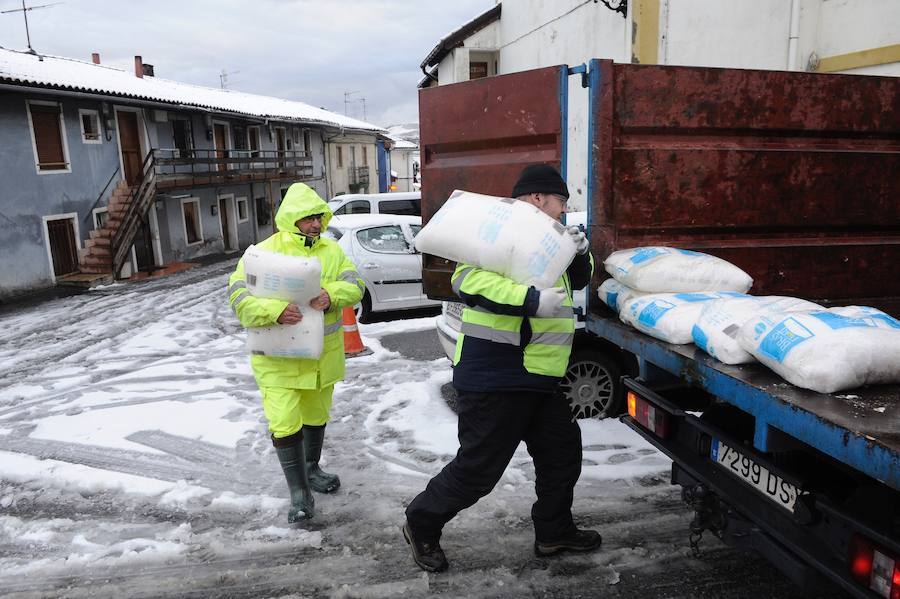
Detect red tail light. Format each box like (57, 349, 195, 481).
(626, 391, 670, 439)
(849, 534, 900, 598)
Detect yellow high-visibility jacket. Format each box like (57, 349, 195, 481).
(228, 183, 364, 389)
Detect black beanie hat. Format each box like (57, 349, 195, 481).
(511, 164, 569, 199)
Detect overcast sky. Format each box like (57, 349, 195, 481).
(0, 0, 496, 127)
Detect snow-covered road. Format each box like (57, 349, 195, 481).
(0, 261, 811, 598)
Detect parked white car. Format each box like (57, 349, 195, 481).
(434, 211, 632, 419)
(325, 214, 439, 322)
(328, 191, 420, 217)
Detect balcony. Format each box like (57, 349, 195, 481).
(349, 165, 370, 186)
(153, 148, 314, 190)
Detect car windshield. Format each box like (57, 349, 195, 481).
(356, 225, 411, 253)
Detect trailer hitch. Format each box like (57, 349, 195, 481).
(683, 484, 727, 557)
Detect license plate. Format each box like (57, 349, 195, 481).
(445, 301, 464, 322)
(711, 439, 799, 513)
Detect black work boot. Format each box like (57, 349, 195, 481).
(402, 521, 448, 572)
(534, 528, 602, 557)
(303, 424, 341, 493)
(272, 431, 315, 523)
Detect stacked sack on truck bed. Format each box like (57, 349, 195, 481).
(599, 246, 900, 394)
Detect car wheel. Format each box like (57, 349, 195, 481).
(354, 291, 373, 324)
(560, 348, 624, 420)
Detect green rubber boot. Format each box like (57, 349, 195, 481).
(303, 424, 341, 493)
(273, 431, 315, 522)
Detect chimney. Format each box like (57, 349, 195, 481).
(91, 52, 100, 64)
(134, 55, 143, 78)
(142, 63, 155, 77)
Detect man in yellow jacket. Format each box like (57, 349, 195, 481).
(228, 183, 364, 523)
(403, 165, 599, 571)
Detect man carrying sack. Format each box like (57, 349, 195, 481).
(402, 165, 599, 571)
(228, 183, 365, 523)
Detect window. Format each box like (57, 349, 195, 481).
(362, 146, 367, 164)
(248, 127, 260, 158)
(79, 109, 101, 143)
(336, 146, 343, 168)
(333, 200, 370, 215)
(379, 199, 420, 216)
(410, 224, 422, 238)
(237, 197, 249, 222)
(470, 61, 488, 80)
(181, 198, 202, 245)
(93, 208, 108, 229)
(255, 197, 270, 226)
(303, 129, 312, 155)
(27, 101, 69, 172)
(172, 119, 193, 158)
(356, 225, 411, 253)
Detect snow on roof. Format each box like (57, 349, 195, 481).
(0, 47, 386, 133)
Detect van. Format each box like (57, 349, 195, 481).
(327, 191, 421, 217)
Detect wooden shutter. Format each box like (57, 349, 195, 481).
(30, 104, 66, 170)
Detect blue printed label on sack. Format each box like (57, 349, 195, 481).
(810, 312, 876, 330)
(606, 292, 619, 309)
(691, 324, 710, 353)
(629, 247, 667, 265)
(637, 300, 676, 328)
(676, 249, 704, 257)
(538, 232, 561, 259)
(527, 252, 551, 278)
(674, 292, 716, 302)
(284, 278, 307, 292)
(263, 273, 282, 292)
(873, 314, 900, 329)
(758, 317, 815, 363)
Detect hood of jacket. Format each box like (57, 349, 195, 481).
(274, 183, 333, 243)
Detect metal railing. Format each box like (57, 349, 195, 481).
(83, 165, 120, 228)
(349, 165, 370, 186)
(153, 148, 314, 188)
(112, 151, 157, 276)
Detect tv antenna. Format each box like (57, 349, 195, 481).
(219, 69, 240, 89)
(1, 1, 63, 55)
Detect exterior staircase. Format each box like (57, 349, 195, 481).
(78, 150, 158, 279)
(79, 179, 132, 275)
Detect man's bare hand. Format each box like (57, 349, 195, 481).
(309, 289, 331, 311)
(277, 303, 303, 325)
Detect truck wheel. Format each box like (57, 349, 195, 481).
(561, 348, 624, 420)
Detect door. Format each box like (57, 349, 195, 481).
(353, 224, 420, 309)
(117, 111, 143, 185)
(418, 65, 568, 299)
(214, 123, 228, 173)
(132, 217, 155, 271)
(219, 197, 234, 251)
(46, 217, 78, 276)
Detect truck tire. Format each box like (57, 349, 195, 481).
(561, 348, 624, 420)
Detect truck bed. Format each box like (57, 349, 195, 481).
(587, 310, 900, 491)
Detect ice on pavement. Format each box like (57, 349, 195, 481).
(0, 260, 669, 592)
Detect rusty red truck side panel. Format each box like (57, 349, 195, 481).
(418, 65, 566, 299)
(589, 59, 900, 313)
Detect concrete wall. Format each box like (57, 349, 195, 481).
(0, 90, 122, 297)
(325, 132, 379, 199)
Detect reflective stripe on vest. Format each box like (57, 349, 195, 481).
(451, 266, 475, 295)
(228, 280, 247, 296)
(230, 289, 250, 313)
(324, 320, 342, 336)
(339, 269, 365, 293)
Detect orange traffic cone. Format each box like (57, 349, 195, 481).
(342, 306, 372, 357)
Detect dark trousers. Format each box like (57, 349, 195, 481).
(405, 389, 582, 542)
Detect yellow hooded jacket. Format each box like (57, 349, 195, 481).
(228, 183, 365, 389)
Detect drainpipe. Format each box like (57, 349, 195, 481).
(787, 0, 801, 71)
